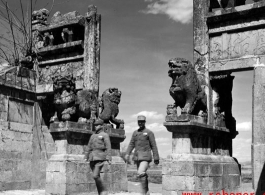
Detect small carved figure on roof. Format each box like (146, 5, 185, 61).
(209, 0, 246, 11)
(32, 8, 49, 22)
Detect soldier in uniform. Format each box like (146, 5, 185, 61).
(125, 115, 160, 195)
(85, 120, 112, 195)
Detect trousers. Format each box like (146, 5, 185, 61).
(90, 161, 108, 195)
(136, 161, 150, 195)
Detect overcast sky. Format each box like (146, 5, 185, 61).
(0, 0, 254, 163)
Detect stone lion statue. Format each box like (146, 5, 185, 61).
(76, 89, 98, 123)
(50, 75, 77, 122)
(168, 58, 207, 115)
(98, 88, 124, 129)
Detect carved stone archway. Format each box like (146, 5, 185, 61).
(194, 0, 265, 194)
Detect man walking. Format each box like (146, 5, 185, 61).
(85, 120, 112, 195)
(125, 115, 160, 195)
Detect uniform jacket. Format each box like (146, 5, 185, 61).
(85, 130, 112, 161)
(126, 128, 159, 162)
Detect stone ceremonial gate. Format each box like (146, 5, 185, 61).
(162, 0, 265, 195)
(196, 0, 265, 193)
(0, 5, 127, 194)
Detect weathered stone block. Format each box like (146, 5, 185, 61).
(77, 172, 88, 184)
(162, 161, 195, 176)
(1, 130, 15, 140)
(195, 176, 213, 191)
(21, 152, 32, 159)
(212, 177, 222, 191)
(40, 161, 47, 172)
(162, 189, 179, 195)
(2, 138, 12, 152)
(88, 183, 97, 192)
(66, 184, 78, 194)
(77, 162, 90, 173)
(100, 172, 112, 183)
(120, 181, 128, 192)
(13, 170, 32, 181)
(46, 161, 64, 172)
(0, 171, 12, 182)
(77, 183, 90, 192)
(45, 183, 67, 195)
(85, 172, 94, 184)
(162, 175, 186, 191)
(66, 161, 77, 173)
(46, 172, 54, 184)
(210, 164, 223, 176)
(172, 134, 191, 154)
(55, 140, 67, 154)
(45, 143, 55, 153)
(1, 181, 31, 191)
(223, 163, 240, 175)
(66, 171, 78, 184)
(0, 111, 8, 121)
(228, 175, 240, 189)
(18, 132, 32, 141)
(195, 163, 210, 176)
(1, 160, 13, 171)
(17, 160, 31, 171)
(9, 122, 33, 133)
(53, 172, 66, 184)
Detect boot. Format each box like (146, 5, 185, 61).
(139, 175, 149, 195)
(95, 178, 108, 195)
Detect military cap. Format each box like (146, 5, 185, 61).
(137, 115, 146, 121)
(93, 119, 104, 126)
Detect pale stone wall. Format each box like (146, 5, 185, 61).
(0, 121, 33, 190)
(0, 90, 55, 190)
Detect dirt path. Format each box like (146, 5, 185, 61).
(0, 181, 162, 195)
(0, 182, 253, 195)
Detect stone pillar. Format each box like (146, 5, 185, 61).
(45, 122, 94, 195)
(194, 0, 212, 125)
(45, 122, 127, 195)
(162, 115, 241, 195)
(83, 5, 100, 94)
(252, 66, 265, 194)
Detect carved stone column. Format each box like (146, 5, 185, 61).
(83, 5, 101, 95)
(252, 66, 265, 193)
(194, 0, 212, 125)
(162, 115, 241, 195)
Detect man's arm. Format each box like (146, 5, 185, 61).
(148, 131, 159, 161)
(126, 131, 136, 155)
(84, 135, 94, 161)
(104, 134, 112, 162)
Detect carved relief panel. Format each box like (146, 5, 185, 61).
(210, 29, 265, 61)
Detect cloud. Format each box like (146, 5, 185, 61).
(236, 122, 252, 132)
(124, 122, 138, 133)
(131, 111, 164, 120)
(156, 137, 170, 143)
(124, 121, 166, 133)
(142, 0, 193, 24)
(146, 122, 167, 132)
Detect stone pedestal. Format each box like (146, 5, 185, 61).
(45, 121, 127, 195)
(162, 115, 241, 195)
